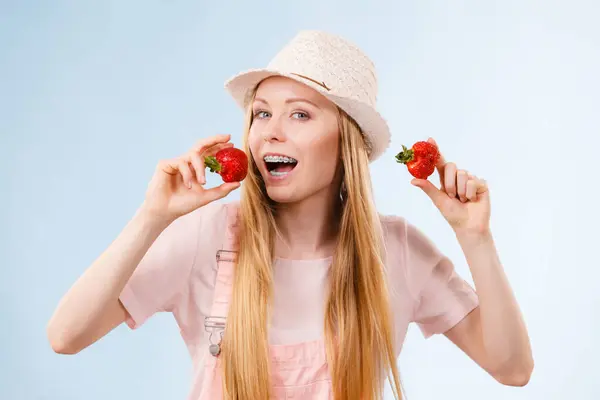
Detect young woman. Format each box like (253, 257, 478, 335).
(47, 30, 533, 400)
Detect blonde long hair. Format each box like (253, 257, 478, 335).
(220, 91, 402, 400)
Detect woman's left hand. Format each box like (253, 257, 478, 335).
(411, 138, 491, 235)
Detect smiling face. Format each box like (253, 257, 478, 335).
(247, 76, 342, 204)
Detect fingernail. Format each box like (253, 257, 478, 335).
(187, 181, 192, 189)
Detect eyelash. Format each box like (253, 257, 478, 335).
(253, 110, 310, 120)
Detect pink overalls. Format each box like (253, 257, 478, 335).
(197, 204, 333, 399)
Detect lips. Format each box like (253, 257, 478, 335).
(263, 154, 298, 177)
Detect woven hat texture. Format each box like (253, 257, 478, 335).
(225, 30, 390, 162)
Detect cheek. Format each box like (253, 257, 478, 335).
(310, 132, 337, 152)
(302, 125, 340, 178)
(247, 125, 262, 163)
(308, 124, 339, 159)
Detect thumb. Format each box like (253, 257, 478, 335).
(202, 181, 241, 203)
(411, 179, 446, 207)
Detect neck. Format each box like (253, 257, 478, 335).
(273, 188, 341, 260)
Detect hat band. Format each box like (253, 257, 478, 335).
(290, 73, 331, 91)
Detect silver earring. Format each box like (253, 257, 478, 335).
(340, 181, 347, 202)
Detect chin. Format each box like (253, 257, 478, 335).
(265, 186, 303, 204)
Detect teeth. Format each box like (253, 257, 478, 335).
(269, 170, 289, 176)
(263, 155, 297, 163)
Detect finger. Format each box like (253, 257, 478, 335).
(159, 159, 179, 176)
(202, 142, 234, 158)
(443, 162, 457, 198)
(476, 178, 489, 195)
(189, 151, 206, 185)
(436, 160, 446, 190)
(427, 138, 446, 182)
(466, 178, 478, 201)
(192, 142, 234, 184)
(177, 158, 194, 189)
(411, 178, 447, 209)
(202, 181, 241, 203)
(192, 134, 232, 155)
(428, 137, 447, 173)
(457, 169, 469, 202)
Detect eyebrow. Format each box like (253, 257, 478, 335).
(253, 97, 320, 109)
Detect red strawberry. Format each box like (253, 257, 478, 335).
(204, 147, 248, 182)
(395, 141, 440, 179)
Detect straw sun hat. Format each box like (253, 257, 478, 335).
(224, 30, 390, 162)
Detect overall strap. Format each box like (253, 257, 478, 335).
(204, 202, 240, 357)
(211, 202, 239, 317)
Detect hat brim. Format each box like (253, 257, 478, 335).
(224, 69, 390, 162)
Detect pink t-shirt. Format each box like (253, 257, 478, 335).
(119, 201, 478, 397)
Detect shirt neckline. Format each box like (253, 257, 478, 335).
(274, 255, 333, 265)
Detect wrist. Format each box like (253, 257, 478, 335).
(454, 227, 494, 247)
(135, 204, 175, 232)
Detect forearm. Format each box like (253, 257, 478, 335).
(47, 207, 171, 352)
(456, 230, 533, 376)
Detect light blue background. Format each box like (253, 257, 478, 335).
(2, 1, 599, 399)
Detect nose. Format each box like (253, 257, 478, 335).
(263, 115, 286, 142)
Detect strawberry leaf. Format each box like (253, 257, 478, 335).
(204, 156, 222, 173)
(395, 145, 414, 164)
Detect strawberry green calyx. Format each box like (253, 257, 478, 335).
(395, 145, 414, 164)
(204, 156, 222, 173)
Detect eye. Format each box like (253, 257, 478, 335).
(292, 111, 309, 120)
(254, 110, 271, 119)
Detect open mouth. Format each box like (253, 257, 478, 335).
(263, 155, 298, 177)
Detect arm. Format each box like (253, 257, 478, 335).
(445, 231, 533, 386)
(46, 208, 171, 355)
(409, 137, 533, 386)
(47, 135, 239, 355)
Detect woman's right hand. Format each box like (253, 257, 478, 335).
(140, 134, 241, 224)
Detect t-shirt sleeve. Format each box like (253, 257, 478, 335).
(404, 221, 479, 339)
(119, 202, 225, 329)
